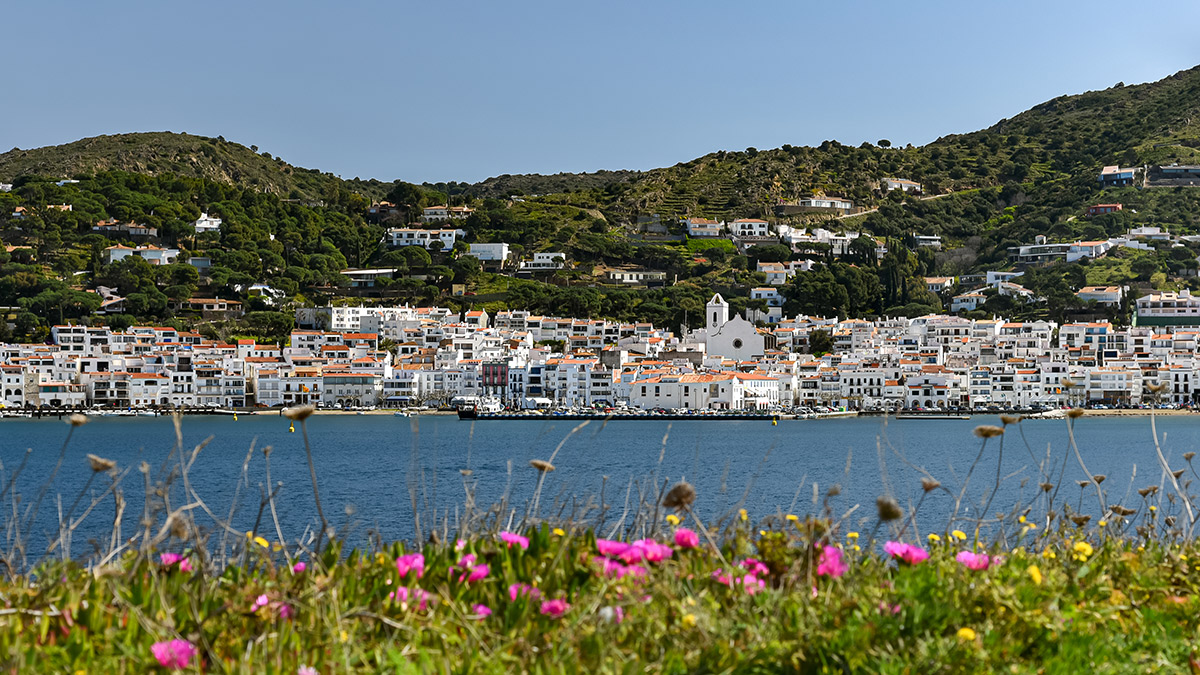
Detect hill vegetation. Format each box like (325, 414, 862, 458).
(2, 66, 1200, 339)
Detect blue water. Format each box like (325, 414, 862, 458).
(1, 413, 1196, 557)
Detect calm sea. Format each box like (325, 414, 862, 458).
(2, 413, 1196, 554)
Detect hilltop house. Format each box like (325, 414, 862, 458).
(884, 178, 922, 193)
(1099, 166, 1137, 187)
(191, 212, 222, 234)
(683, 217, 724, 237)
(421, 205, 474, 222)
(1086, 204, 1122, 217)
(104, 245, 179, 265)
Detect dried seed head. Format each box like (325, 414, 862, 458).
(1047, 510, 1057, 522)
(662, 481, 696, 510)
(1185, 452, 1196, 462)
(999, 414, 1022, 426)
(1061, 378, 1077, 388)
(282, 405, 316, 421)
(459, 469, 473, 476)
(1111, 506, 1136, 516)
(1040, 482, 1054, 493)
(1173, 469, 1186, 479)
(67, 413, 89, 427)
(973, 425, 1004, 439)
(170, 516, 188, 540)
(1070, 514, 1091, 527)
(1076, 480, 1090, 489)
(1066, 408, 1085, 420)
(921, 477, 941, 493)
(529, 459, 555, 473)
(876, 496, 902, 522)
(1166, 516, 1177, 527)
(1146, 382, 1168, 394)
(1092, 474, 1106, 485)
(826, 484, 842, 497)
(1138, 486, 1159, 497)
(139, 461, 150, 475)
(86, 454, 116, 473)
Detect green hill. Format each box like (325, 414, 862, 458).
(0, 132, 391, 202)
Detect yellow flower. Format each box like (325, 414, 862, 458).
(956, 627, 977, 642)
(1027, 564, 1043, 585)
(927, 533, 941, 543)
(253, 536, 270, 549)
(1018, 515, 1027, 524)
(759, 530, 767, 536)
(1098, 520, 1107, 528)
(339, 629, 349, 643)
(682, 613, 697, 628)
(666, 514, 680, 526)
(1024, 523, 1037, 532)
(245, 531, 254, 539)
(1072, 541, 1093, 562)
(552, 528, 565, 537)
(1150, 506, 1158, 512)
(785, 514, 799, 522)
(1042, 548, 1057, 560)
(1181, 554, 1189, 562)
(846, 532, 860, 539)
(739, 509, 748, 522)
(852, 545, 861, 551)
(952, 530, 967, 541)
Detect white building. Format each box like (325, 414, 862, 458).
(422, 205, 474, 221)
(192, 212, 222, 234)
(730, 219, 771, 238)
(683, 218, 724, 237)
(884, 178, 922, 193)
(469, 243, 511, 263)
(386, 228, 465, 249)
(104, 245, 180, 265)
(519, 252, 567, 272)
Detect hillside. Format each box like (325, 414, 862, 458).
(0, 132, 391, 202)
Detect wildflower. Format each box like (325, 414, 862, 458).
(458, 563, 489, 584)
(1027, 564, 1043, 585)
(1042, 548, 1056, 560)
(552, 528, 565, 537)
(282, 405, 315, 421)
(1018, 515, 1027, 524)
(278, 604, 294, 619)
(159, 553, 183, 567)
(739, 508, 748, 522)
(540, 598, 569, 618)
(253, 594, 270, 611)
(253, 536, 270, 549)
(740, 558, 770, 577)
(596, 539, 629, 557)
(391, 587, 431, 611)
(884, 541, 929, 565)
(395, 553, 425, 579)
(786, 513, 799, 522)
(876, 496, 902, 522)
(681, 613, 697, 628)
(508, 583, 541, 601)
(299, 667, 319, 675)
(631, 538, 673, 562)
(666, 514, 681, 525)
(1071, 541, 1094, 562)
(151, 639, 196, 670)
(178, 558, 194, 574)
(674, 528, 700, 549)
(455, 539, 467, 550)
(927, 533, 941, 543)
(292, 561, 307, 574)
(1098, 520, 1107, 528)
(742, 574, 766, 595)
(956, 550, 990, 571)
(846, 532, 860, 540)
(662, 481, 697, 510)
(816, 545, 847, 578)
(500, 531, 530, 550)
(529, 459, 555, 472)
(973, 425, 1004, 439)
(471, 604, 492, 619)
(951, 530, 967, 541)
(598, 606, 625, 624)
(86, 453, 116, 472)
(1150, 505, 1158, 512)
(956, 627, 977, 642)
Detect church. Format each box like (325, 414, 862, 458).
(687, 294, 767, 361)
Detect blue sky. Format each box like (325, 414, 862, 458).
(2, 1, 1198, 183)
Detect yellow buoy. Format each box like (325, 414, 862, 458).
(289, 422, 295, 433)
(772, 417, 777, 426)
(233, 413, 238, 421)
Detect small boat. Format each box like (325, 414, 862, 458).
(393, 411, 409, 417)
(895, 414, 971, 420)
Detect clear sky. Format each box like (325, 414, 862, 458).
(2, 1, 1198, 184)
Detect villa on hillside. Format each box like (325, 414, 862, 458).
(1086, 204, 1122, 217)
(1099, 166, 1137, 187)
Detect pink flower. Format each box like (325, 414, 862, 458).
(956, 550, 990, 571)
(508, 583, 541, 601)
(458, 563, 490, 584)
(457, 553, 477, 568)
(596, 539, 630, 558)
(278, 604, 294, 619)
(539, 598, 569, 618)
(712, 569, 734, 586)
(292, 561, 307, 574)
(298, 667, 319, 675)
(151, 639, 196, 670)
(455, 539, 467, 551)
(599, 605, 624, 624)
(391, 587, 431, 611)
(159, 553, 182, 567)
(395, 553, 425, 579)
(253, 594, 270, 611)
(742, 574, 766, 595)
(178, 558, 194, 574)
(593, 557, 646, 580)
(816, 545, 847, 578)
(883, 541, 929, 565)
(471, 603, 492, 619)
(499, 531, 529, 550)
(739, 558, 769, 577)
(617, 545, 645, 564)
(632, 539, 674, 563)
(674, 528, 700, 549)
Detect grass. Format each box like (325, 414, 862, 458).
(3, 409, 1200, 672)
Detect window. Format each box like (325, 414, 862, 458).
(732, 338, 743, 349)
